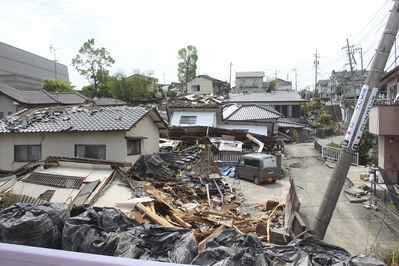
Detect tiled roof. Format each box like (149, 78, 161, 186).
(0, 105, 153, 133)
(277, 119, 306, 128)
(229, 91, 307, 103)
(0, 83, 89, 105)
(222, 104, 283, 121)
(47, 91, 90, 104)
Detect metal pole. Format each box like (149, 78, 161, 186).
(313, 0, 399, 240)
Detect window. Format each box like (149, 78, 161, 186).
(7, 111, 12, 116)
(244, 158, 258, 167)
(179, 116, 197, 124)
(14, 145, 41, 162)
(191, 85, 200, 92)
(287, 105, 293, 118)
(75, 145, 106, 159)
(127, 139, 141, 155)
(262, 157, 277, 169)
(0, 112, 3, 119)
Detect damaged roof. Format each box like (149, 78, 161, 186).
(222, 104, 283, 121)
(0, 105, 168, 133)
(0, 83, 90, 105)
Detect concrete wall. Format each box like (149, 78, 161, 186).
(0, 42, 69, 90)
(0, 115, 160, 171)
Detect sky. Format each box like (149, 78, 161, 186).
(0, 0, 397, 91)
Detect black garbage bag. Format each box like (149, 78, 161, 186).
(192, 228, 266, 266)
(122, 223, 198, 264)
(62, 207, 141, 255)
(0, 202, 69, 249)
(63, 207, 198, 264)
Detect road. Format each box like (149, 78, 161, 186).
(224, 136, 399, 256)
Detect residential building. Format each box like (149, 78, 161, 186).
(275, 78, 292, 91)
(228, 91, 308, 122)
(186, 75, 230, 96)
(369, 65, 399, 184)
(328, 70, 368, 99)
(0, 83, 91, 118)
(316, 79, 330, 100)
(235, 71, 267, 93)
(0, 41, 69, 90)
(0, 105, 168, 171)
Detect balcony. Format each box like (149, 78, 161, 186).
(369, 104, 399, 136)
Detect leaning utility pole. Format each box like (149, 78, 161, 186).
(313, 0, 399, 240)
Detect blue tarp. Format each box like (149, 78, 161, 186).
(219, 166, 235, 178)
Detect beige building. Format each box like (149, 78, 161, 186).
(235, 71, 266, 93)
(186, 75, 229, 96)
(0, 105, 168, 172)
(369, 65, 399, 184)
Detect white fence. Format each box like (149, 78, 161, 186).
(321, 145, 359, 166)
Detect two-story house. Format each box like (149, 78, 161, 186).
(235, 71, 267, 93)
(369, 65, 399, 185)
(186, 75, 230, 97)
(0, 105, 168, 172)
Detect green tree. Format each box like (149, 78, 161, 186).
(266, 77, 278, 93)
(107, 70, 154, 101)
(71, 38, 115, 97)
(41, 78, 74, 92)
(177, 45, 198, 92)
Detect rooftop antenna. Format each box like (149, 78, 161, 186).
(50, 44, 59, 80)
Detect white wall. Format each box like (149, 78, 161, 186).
(0, 95, 18, 118)
(217, 124, 268, 136)
(170, 111, 216, 127)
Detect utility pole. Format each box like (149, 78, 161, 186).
(229, 62, 232, 91)
(313, 0, 399, 240)
(292, 69, 297, 92)
(345, 39, 357, 101)
(314, 50, 319, 96)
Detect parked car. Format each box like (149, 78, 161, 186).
(234, 153, 279, 185)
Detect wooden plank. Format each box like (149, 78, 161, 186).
(135, 202, 175, 228)
(201, 210, 243, 220)
(198, 225, 225, 250)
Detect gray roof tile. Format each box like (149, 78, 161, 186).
(222, 104, 283, 121)
(0, 106, 151, 133)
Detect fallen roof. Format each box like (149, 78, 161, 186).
(0, 105, 168, 133)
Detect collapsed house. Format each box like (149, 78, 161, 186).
(0, 149, 384, 265)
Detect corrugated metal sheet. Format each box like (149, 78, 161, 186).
(23, 172, 85, 189)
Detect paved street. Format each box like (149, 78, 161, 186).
(223, 136, 399, 256)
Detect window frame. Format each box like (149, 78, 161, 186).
(179, 116, 197, 125)
(75, 145, 106, 159)
(127, 139, 141, 156)
(14, 145, 42, 162)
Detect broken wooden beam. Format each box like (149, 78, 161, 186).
(135, 202, 175, 228)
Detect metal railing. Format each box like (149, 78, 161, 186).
(314, 141, 359, 166)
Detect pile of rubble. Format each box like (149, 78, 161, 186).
(121, 144, 286, 245)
